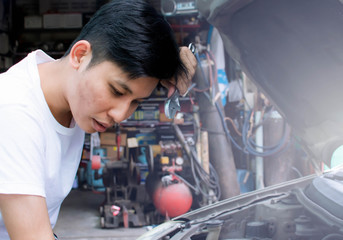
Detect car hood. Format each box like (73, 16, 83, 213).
(197, 0, 343, 167)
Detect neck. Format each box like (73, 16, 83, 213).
(38, 57, 73, 127)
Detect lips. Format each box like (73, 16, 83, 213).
(92, 119, 111, 132)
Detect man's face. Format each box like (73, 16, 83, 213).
(68, 59, 159, 133)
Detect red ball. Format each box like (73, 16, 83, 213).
(153, 182, 193, 218)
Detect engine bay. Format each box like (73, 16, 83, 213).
(147, 169, 343, 240)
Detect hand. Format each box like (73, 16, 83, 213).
(161, 46, 197, 97)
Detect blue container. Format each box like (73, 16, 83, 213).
(236, 169, 255, 193)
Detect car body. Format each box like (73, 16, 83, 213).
(138, 0, 343, 239)
(138, 168, 343, 239)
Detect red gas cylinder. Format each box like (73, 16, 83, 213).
(153, 182, 192, 218)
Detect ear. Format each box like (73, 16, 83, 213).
(68, 40, 92, 70)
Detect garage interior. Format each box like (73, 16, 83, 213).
(0, 0, 325, 239)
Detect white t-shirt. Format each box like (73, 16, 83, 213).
(0, 50, 85, 238)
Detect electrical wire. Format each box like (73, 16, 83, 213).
(188, 143, 221, 201)
(172, 123, 221, 202)
(174, 152, 221, 201)
(193, 47, 291, 158)
(174, 36, 293, 202)
(224, 116, 242, 136)
(190, 48, 242, 151)
(189, 149, 219, 199)
(241, 110, 291, 157)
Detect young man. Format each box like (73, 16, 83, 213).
(0, 1, 196, 239)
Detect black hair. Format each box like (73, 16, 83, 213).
(64, 0, 186, 81)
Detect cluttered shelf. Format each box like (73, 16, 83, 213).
(142, 96, 193, 102)
(121, 120, 194, 128)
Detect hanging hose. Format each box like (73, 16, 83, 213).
(194, 47, 291, 158)
(172, 123, 221, 201)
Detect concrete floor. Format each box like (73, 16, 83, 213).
(53, 189, 148, 240)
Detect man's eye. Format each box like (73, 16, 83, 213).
(110, 86, 123, 96)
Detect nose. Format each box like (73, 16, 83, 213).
(108, 100, 137, 123)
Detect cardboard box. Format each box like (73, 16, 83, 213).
(100, 132, 127, 146)
(43, 14, 62, 29)
(40, 0, 96, 14)
(24, 16, 42, 29)
(151, 145, 162, 157)
(101, 145, 124, 159)
(62, 13, 83, 28)
(43, 13, 82, 29)
(127, 138, 138, 148)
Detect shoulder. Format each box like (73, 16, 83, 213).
(0, 104, 46, 148)
(0, 58, 39, 105)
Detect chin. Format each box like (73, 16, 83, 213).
(77, 122, 95, 134)
(83, 126, 97, 134)
(85, 129, 97, 134)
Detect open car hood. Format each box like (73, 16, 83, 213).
(138, 166, 343, 239)
(197, 0, 343, 166)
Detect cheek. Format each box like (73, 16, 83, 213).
(74, 79, 109, 114)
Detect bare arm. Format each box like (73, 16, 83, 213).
(0, 194, 55, 240)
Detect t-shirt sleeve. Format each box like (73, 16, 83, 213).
(0, 104, 47, 197)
